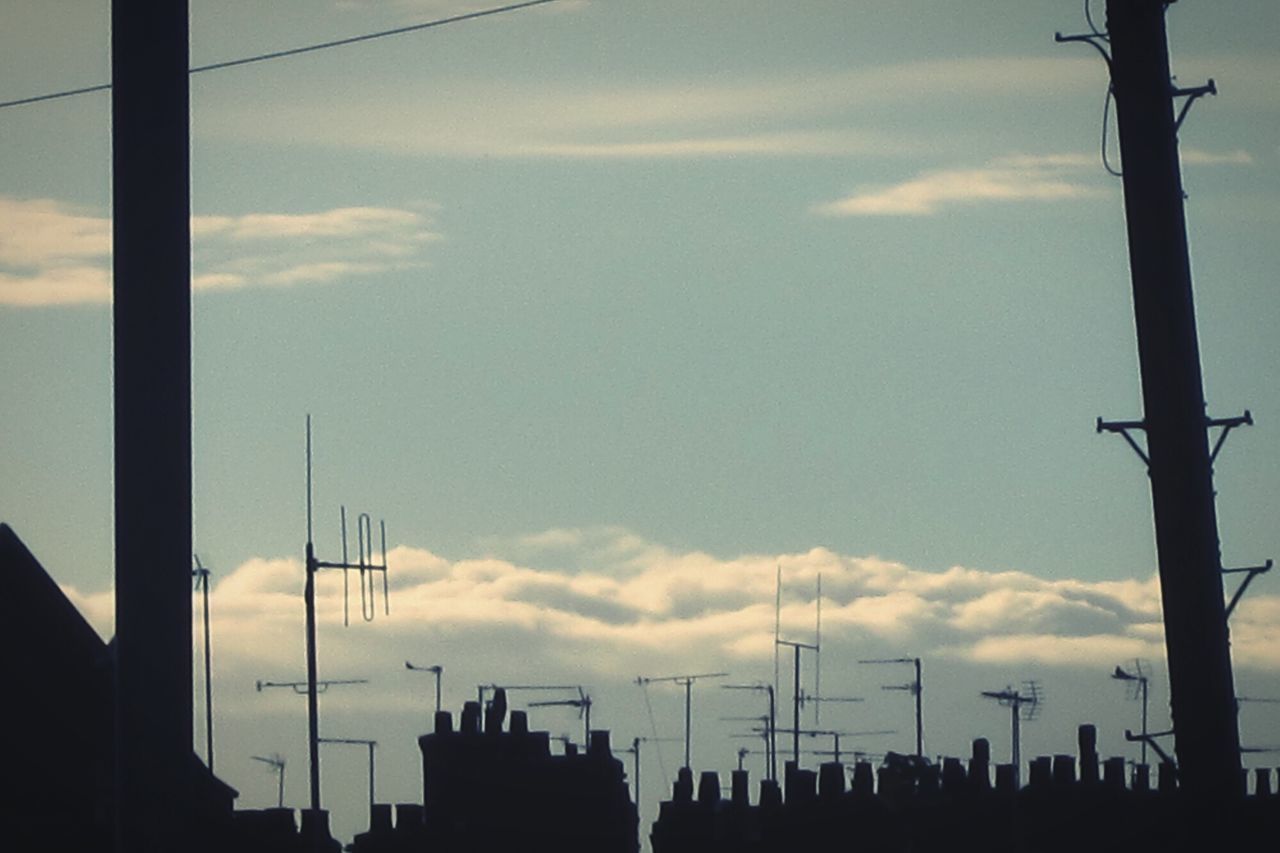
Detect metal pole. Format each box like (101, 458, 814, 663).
(1105, 0, 1241, 795)
(202, 569, 214, 773)
(305, 416, 322, 811)
(435, 669, 442, 713)
(305, 542, 321, 811)
(368, 742, 376, 815)
(277, 763, 285, 808)
(793, 644, 801, 766)
(1011, 702, 1021, 789)
(112, 4, 192, 850)
(1141, 677, 1149, 767)
(913, 657, 923, 758)
(683, 679, 692, 769)
(767, 685, 777, 782)
(631, 738, 641, 813)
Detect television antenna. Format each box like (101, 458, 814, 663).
(193, 554, 215, 773)
(318, 737, 377, 819)
(256, 678, 369, 694)
(405, 661, 443, 715)
(981, 681, 1042, 787)
(302, 415, 391, 811)
(859, 656, 923, 758)
(636, 672, 729, 770)
(777, 638, 818, 766)
(250, 753, 287, 808)
(772, 569, 824, 725)
(797, 728, 897, 764)
(1112, 660, 1152, 766)
(721, 683, 777, 781)
(619, 735, 681, 814)
(528, 687, 594, 745)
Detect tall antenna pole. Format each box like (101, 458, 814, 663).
(773, 565, 781, 724)
(913, 657, 922, 758)
(304, 416, 322, 811)
(635, 672, 728, 770)
(814, 574, 822, 727)
(1104, 0, 1241, 794)
(300, 417, 390, 812)
(778, 639, 817, 766)
(194, 555, 215, 773)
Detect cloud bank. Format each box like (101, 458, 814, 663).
(0, 197, 441, 307)
(62, 526, 1280, 682)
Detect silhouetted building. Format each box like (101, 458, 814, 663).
(349, 691, 638, 853)
(649, 725, 1279, 853)
(0, 523, 351, 852)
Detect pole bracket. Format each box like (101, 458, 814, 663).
(1097, 417, 1150, 468)
(1172, 79, 1217, 132)
(1207, 409, 1252, 464)
(1223, 559, 1272, 620)
(1124, 728, 1177, 770)
(1054, 32, 1112, 71)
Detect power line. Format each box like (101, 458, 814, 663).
(0, 0, 559, 111)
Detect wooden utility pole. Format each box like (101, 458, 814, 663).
(1106, 0, 1240, 795)
(112, 4, 192, 850)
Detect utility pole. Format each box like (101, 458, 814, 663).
(112, 5, 191, 851)
(1102, 0, 1241, 795)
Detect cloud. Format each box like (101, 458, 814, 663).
(200, 57, 1101, 161)
(1180, 147, 1255, 166)
(68, 527, 1280, 684)
(814, 153, 1107, 217)
(0, 197, 442, 308)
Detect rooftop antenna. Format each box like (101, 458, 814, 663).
(303, 414, 391, 812)
(257, 678, 369, 694)
(405, 661, 444, 715)
(724, 718, 772, 779)
(815, 573, 822, 726)
(528, 687, 594, 745)
(859, 656, 924, 757)
(777, 638, 818, 766)
(251, 753, 287, 808)
(318, 737, 377, 820)
(193, 554, 214, 773)
(636, 672, 729, 769)
(620, 735, 681, 815)
(797, 728, 897, 764)
(722, 683, 778, 781)
(773, 565, 781, 725)
(1112, 660, 1151, 766)
(483, 682, 580, 712)
(981, 682, 1042, 788)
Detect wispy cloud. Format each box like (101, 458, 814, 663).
(813, 153, 1108, 217)
(200, 56, 1101, 161)
(813, 145, 1257, 217)
(0, 197, 441, 307)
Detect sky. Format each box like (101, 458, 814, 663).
(3, 0, 1280, 846)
